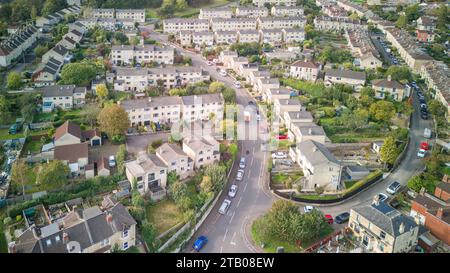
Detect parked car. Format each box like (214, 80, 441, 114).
(234, 81, 241, 88)
(277, 134, 288, 140)
(417, 149, 426, 158)
(219, 70, 227, 77)
(228, 185, 238, 198)
(256, 114, 261, 121)
(193, 236, 208, 251)
(378, 193, 388, 202)
(219, 199, 231, 214)
(420, 112, 428, 120)
(278, 159, 293, 167)
(272, 152, 287, 159)
(386, 181, 401, 195)
(420, 142, 429, 150)
(206, 61, 214, 66)
(212, 58, 219, 63)
(239, 157, 246, 169)
(334, 212, 350, 224)
(108, 155, 116, 167)
(303, 205, 314, 213)
(325, 214, 333, 224)
(236, 169, 244, 181)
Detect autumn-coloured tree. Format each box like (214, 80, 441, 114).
(97, 104, 130, 138)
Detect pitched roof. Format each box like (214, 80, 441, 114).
(156, 143, 188, 163)
(353, 202, 418, 237)
(291, 60, 320, 69)
(54, 121, 82, 141)
(372, 78, 404, 89)
(54, 143, 89, 163)
(325, 69, 366, 81)
(297, 140, 339, 165)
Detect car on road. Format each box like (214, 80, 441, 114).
(206, 61, 214, 66)
(256, 114, 261, 121)
(219, 70, 227, 77)
(234, 81, 241, 88)
(239, 157, 246, 169)
(228, 185, 238, 198)
(304, 206, 314, 213)
(386, 181, 401, 195)
(378, 193, 388, 202)
(272, 151, 287, 159)
(248, 101, 255, 105)
(325, 214, 333, 224)
(212, 58, 219, 63)
(277, 134, 288, 140)
(417, 149, 426, 158)
(219, 199, 231, 214)
(334, 212, 350, 224)
(108, 155, 116, 167)
(236, 169, 244, 181)
(193, 236, 208, 251)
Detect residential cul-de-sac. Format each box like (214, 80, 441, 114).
(0, 0, 448, 258)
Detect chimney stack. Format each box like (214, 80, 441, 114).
(436, 207, 443, 219)
(106, 213, 113, 224)
(308, 128, 312, 135)
(387, 74, 392, 82)
(399, 222, 405, 234)
(63, 232, 69, 244)
(372, 195, 380, 206)
(420, 187, 425, 196)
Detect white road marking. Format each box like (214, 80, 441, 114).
(230, 232, 237, 246)
(223, 228, 229, 242)
(220, 246, 223, 253)
(229, 211, 235, 225)
(243, 182, 248, 192)
(237, 195, 243, 208)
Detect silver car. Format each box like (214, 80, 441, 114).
(236, 169, 244, 181)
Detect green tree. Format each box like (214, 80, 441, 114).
(36, 160, 70, 187)
(168, 88, 187, 96)
(34, 45, 49, 58)
(114, 32, 129, 44)
(10, 159, 32, 196)
(0, 95, 10, 124)
(223, 87, 236, 104)
(80, 104, 100, 127)
(395, 15, 407, 29)
(116, 144, 127, 175)
(60, 62, 97, 86)
(169, 180, 188, 205)
(204, 164, 227, 193)
(428, 100, 446, 117)
(200, 175, 213, 194)
(208, 81, 226, 94)
(385, 66, 412, 82)
(380, 136, 399, 166)
(369, 100, 395, 123)
(97, 104, 130, 137)
(7, 72, 22, 90)
(407, 175, 436, 194)
(141, 220, 157, 252)
(95, 83, 109, 101)
(31, 5, 38, 20)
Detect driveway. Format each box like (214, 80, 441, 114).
(88, 139, 120, 162)
(126, 132, 170, 155)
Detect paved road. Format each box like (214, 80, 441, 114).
(151, 31, 432, 252)
(150, 32, 277, 252)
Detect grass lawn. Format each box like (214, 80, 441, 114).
(0, 224, 7, 253)
(344, 180, 358, 189)
(146, 199, 184, 235)
(0, 128, 48, 141)
(274, 140, 294, 150)
(271, 172, 303, 185)
(22, 139, 44, 154)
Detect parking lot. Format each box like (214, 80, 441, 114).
(125, 132, 170, 155)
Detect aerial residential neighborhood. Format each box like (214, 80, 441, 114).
(0, 0, 448, 259)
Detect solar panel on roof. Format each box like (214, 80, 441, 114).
(372, 202, 395, 215)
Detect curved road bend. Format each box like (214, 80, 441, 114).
(150, 31, 431, 252)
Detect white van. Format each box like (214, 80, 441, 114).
(424, 128, 431, 139)
(219, 199, 231, 214)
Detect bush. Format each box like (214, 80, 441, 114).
(111, 135, 126, 144)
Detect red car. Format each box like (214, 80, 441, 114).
(278, 135, 288, 140)
(420, 142, 429, 150)
(325, 214, 333, 224)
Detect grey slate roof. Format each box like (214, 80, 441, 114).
(182, 93, 224, 106)
(353, 202, 418, 237)
(120, 96, 183, 110)
(325, 69, 366, 81)
(297, 140, 340, 166)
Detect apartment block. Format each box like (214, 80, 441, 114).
(253, 0, 297, 7)
(211, 18, 258, 32)
(258, 17, 306, 30)
(235, 6, 269, 18)
(163, 18, 210, 34)
(271, 6, 304, 17)
(199, 7, 233, 19)
(111, 44, 174, 65)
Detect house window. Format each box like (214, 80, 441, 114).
(122, 229, 129, 238)
(380, 231, 386, 239)
(160, 170, 165, 174)
(148, 173, 155, 181)
(137, 176, 143, 182)
(123, 241, 129, 250)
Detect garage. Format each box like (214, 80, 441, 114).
(92, 139, 101, 146)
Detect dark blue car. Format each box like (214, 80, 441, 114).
(193, 236, 208, 252)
